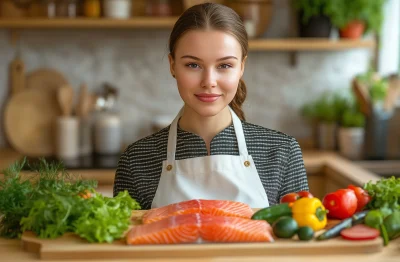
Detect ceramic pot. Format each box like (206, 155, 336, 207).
(339, 20, 365, 39)
(318, 122, 337, 150)
(338, 127, 365, 160)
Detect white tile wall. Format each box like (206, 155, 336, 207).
(0, 0, 374, 148)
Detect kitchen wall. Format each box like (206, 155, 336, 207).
(0, 1, 377, 149)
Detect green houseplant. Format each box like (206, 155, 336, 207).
(293, 0, 333, 37)
(325, 0, 387, 38)
(301, 93, 345, 150)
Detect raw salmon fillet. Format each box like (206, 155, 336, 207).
(127, 213, 201, 245)
(200, 215, 272, 243)
(127, 213, 273, 245)
(142, 199, 254, 224)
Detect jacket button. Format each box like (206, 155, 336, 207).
(244, 161, 250, 167)
(166, 165, 173, 171)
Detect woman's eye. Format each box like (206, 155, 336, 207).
(218, 64, 232, 69)
(186, 63, 200, 69)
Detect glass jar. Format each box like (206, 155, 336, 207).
(146, 0, 172, 17)
(40, 0, 56, 18)
(56, 0, 77, 18)
(84, 0, 100, 18)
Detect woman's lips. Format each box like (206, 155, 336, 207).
(195, 93, 221, 102)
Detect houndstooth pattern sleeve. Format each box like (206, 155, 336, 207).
(278, 137, 309, 202)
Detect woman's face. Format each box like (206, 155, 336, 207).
(169, 30, 246, 118)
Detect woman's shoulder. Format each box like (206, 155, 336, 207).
(123, 126, 170, 157)
(242, 121, 298, 145)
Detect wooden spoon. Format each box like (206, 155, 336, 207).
(352, 78, 371, 117)
(76, 83, 91, 118)
(384, 75, 400, 113)
(58, 85, 74, 117)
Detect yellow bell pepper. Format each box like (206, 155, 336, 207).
(291, 197, 327, 231)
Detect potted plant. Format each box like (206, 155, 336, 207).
(338, 102, 366, 160)
(300, 101, 319, 148)
(293, 0, 333, 38)
(325, 0, 387, 39)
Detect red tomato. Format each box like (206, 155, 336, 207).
(280, 191, 314, 204)
(280, 193, 300, 204)
(340, 224, 380, 240)
(297, 191, 314, 199)
(322, 189, 358, 220)
(347, 185, 371, 212)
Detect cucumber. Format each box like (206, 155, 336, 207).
(273, 216, 298, 239)
(316, 210, 369, 241)
(297, 226, 314, 241)
(251, 203, 292, 224)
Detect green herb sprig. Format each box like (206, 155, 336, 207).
(364, 176, 400, 211)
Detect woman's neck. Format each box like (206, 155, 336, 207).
(179, 105, 232, 154)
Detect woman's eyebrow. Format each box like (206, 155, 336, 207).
(180, 55, 238, 61)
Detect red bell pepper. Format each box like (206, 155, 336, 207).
(322, 189, 357, 219)
(347, 185, 371, 212)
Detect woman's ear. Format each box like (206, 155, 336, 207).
(240, 56, 247, 78)
(168, 53, 175, 78)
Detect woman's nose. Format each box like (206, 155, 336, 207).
(200, 69, 217, 88)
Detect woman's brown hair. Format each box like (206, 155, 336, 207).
(169, 3, 248, 120)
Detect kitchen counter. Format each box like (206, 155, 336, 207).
(0, 148, 381, 183)
(1, 148, 398, 261)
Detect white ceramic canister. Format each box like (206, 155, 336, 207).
(56, 117, 80, 159)
(103, 0, 131, 19)
(94, 111, 122, 155)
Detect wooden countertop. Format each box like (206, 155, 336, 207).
(0, 148, 381, 185)
(1, 148, 396, 261)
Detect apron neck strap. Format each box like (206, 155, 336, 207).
(167, 106, 249, 161)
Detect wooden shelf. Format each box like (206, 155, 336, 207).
(0, 17, 179, 29)
(0, 18, 376, 52)
(249, 38, 376, 51)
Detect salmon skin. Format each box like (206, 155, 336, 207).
(143, 199, 254, 224)
(127, 213, 273, 245)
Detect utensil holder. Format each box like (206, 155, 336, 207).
(364, 105, 393, 160)
(80, 117, 93, 156)
(56, 117, 79, 159)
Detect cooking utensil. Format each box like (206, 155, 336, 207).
(9, 54, 25, 96)
(4, 89, 61, 156)
(383, 75, 400, 113)
(76, 83, 93, 156)
(352, 78, 371, 117)
(58, 85, 74, 117)
(76, 83, 91, 118)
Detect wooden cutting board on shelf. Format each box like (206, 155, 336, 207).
(4, 89, 61, 156)
(26, 68, 69, 95)
(21, 210, 384, 260)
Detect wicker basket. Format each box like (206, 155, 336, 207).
(183, 0, 225, 10)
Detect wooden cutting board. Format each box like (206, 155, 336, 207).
(26, 68, 69, 96)
(21, 210, 384, 260)
(4, 89, 61, 156)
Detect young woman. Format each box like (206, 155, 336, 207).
(114, 3, 308, 209)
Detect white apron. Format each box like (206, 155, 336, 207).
(151, 107, 269, 209)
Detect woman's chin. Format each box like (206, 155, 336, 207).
(188, 103, 229, 118)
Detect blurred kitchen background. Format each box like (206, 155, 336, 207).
(0, 0, 399, 172)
